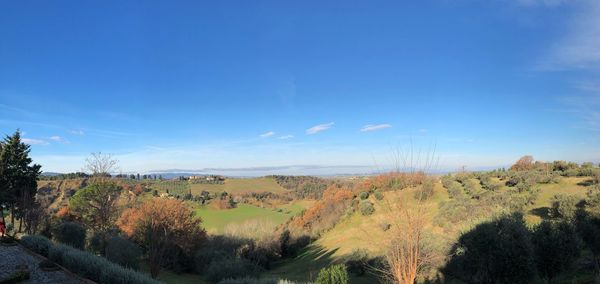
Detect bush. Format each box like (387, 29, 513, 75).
(359, 201, 375, 216)
(21, 235, 53, 257)
(373, 190, 384, 200)
(194, 247, 230, 273)
(316, 264, 349, 284)
(549, 194, 579, 221)
(344, 249, 369, 276)
(106, 236, 142, 269)
(87, 231, 104, 254)
(52, 221, 86, 249)
(446, 181, 465, 199)
(48, 243, 160, 284)
(414, 178, 435, 200)
(532, 221, 580, 282)
(358, 191, 369, 200)
(443, 214, 536, 283)
(205, 258, 262, 283)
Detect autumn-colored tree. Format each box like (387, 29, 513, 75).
(289, 185, 354, 235)
(511, 155, 534, 171)
(133, 184, 143, 196)
(117, 198, 206, 278)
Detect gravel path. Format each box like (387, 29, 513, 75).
(0, 244, 84, 284)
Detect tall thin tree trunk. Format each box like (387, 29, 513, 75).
(10, 204, 14, 226)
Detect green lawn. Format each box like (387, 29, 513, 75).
(194, 203, 295, 234)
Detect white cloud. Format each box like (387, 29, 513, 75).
(279, 135, 294, 140)
(541, 0, 600, 70)
(49, 135, 69, 143)
(69, 129, 85, 135)
(22, 138, 48, 145)
(306, 122, 334, 135)
(260, 131, 275, 138)
(360, 124, 392, 132)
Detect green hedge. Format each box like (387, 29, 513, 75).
(21, 235, 160, 284)
(21, 235, 53, 257)
(48, 243, 161, 284)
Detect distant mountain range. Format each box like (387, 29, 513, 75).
(42, 164, 504, 179)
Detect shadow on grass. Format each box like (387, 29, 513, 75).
(267, 245, 338, 282)
(266, 245, 381, 284)
(577, 179, 595, 187)
(529, 207, 551, 220)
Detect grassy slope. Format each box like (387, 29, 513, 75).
(314, 177, 591, 258)
(267, 177, 593, 283)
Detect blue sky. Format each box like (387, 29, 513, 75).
(1, 0, 599, 175)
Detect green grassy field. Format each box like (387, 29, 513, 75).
(193, 202, 308, 234)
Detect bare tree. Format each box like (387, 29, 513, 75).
(371, 144, 443, 283)
(83, 152, 118, 181)
(376, 200, 438, 284)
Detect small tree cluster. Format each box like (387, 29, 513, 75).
(316, 264, 348, 284)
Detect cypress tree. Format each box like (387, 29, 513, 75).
(0, 130, 42, 232)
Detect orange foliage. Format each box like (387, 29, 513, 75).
(289, 185, 354, 235)
(511, 155, 534, 171)
(55, 206, 71, 218)
(117, 198, 206, 277)
(133, 184, 143, 196)
(211, 198, 235, 210)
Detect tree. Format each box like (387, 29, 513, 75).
(375, 191, 444, 284)
(117, 198, 206, 278)
(443, 214, 536, 283)
(0, 130, 42, 233)
(316, 264, 349, 284)
(83, 152, 117, 181)
(578, 214, 600, 282)
(69, 182, 121, 233)
(532, 220, 580, 283)
(511, 155, 534, 171)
